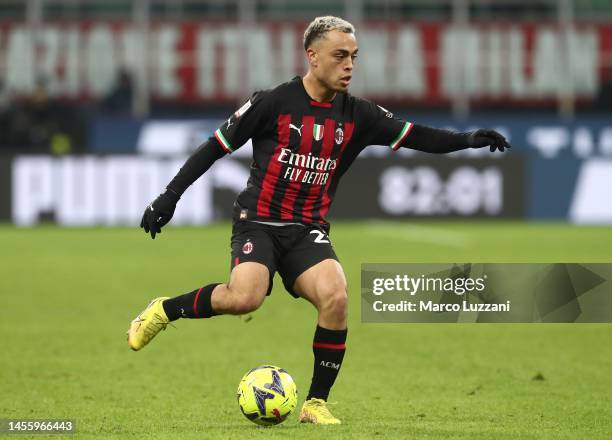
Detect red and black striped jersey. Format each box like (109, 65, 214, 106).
(214, 76, 414, 225)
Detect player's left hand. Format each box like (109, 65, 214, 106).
(468, 129, 512, 152)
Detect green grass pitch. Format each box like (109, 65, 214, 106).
(1, 221, 611, 439)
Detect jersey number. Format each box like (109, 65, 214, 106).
(310, 230, 330, 244)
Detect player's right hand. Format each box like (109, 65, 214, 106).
(140, 189, 180, 239)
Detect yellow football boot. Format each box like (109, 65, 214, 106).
(127, 297, 170, 351)
(298, 398, 341, 425)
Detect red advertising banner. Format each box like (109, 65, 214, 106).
(0, 21, 610, 104)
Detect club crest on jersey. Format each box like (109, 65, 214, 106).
(313, 124, 324, 141)
(242, 240, 253, 255)
(335, 127, 344, 145)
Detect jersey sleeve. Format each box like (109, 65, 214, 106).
(355, 99, 414, 151)
(214, 91, 273, 154)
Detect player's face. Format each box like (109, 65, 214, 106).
(309, 30, 358, 93)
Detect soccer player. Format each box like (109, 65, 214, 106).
(128, 16, 510, 424)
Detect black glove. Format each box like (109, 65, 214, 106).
(140, 189, 180, 239)
(468, 129, 512, 152)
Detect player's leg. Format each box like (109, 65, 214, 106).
(127, 263, 270, 351)
(278, 228, 347, 424)
(292, 258, 348, 399)
(293, 259, 348, 424)
(127, 222, 277, 351)
(162, 261, 270, 319)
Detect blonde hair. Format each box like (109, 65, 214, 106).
(303, 16, 355, 50)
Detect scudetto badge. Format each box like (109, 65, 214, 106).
(242, 241, 254, 254)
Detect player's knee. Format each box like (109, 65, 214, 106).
(232, 294, 264, 314)
(226, 275, 269, 314)
(319, 285, 348, 318)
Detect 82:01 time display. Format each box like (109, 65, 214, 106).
(379, 166, 503, 216)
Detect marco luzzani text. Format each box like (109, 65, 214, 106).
(370, 275, 511, 313)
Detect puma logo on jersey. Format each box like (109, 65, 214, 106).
(289, 123, 304, 136)
(320, 361, 340, 370)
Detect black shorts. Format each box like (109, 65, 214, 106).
(230, 221, 339, 298)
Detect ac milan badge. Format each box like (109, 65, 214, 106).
(242, 241, 254, 254)
(335, 127, 344, 144)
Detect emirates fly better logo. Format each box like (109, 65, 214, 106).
(278, 148, 336, 185)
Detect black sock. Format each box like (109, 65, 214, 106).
(162, 283, 221, 321)
(306, 325, 347, 401)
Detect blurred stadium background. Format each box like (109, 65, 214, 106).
(1, 0, 611, 225)
(2, 1, 612, 438)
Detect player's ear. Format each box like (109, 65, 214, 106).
(306, 48, 318, 68)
